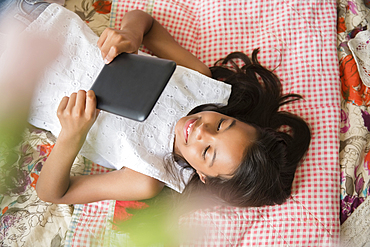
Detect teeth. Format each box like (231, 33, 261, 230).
(187, 122, 194, 136)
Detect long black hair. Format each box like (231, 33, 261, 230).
(172, 49, 311, 207)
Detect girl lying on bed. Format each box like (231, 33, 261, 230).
(2, 0, 311, 207)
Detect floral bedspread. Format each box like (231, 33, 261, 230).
(338, 0, 370, 246)
(0, 127, 85, 246)
(0, 1, 114, 246)
(64, 0, 112, 36)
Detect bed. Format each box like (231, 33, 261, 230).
(0, 0, 342, 246)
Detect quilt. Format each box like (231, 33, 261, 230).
(0, 0, 341, 246)
(337, 0, 370, 246)
(108, 0, 341, 246)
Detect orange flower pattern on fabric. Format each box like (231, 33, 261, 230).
(338, 17, 346, 33)
(364, 151, 370, 175)
(30, 173, 39, 189)
(92, 0, 111, 14)
(340, 54, 370, 106)
(2, 206, 8, 215)
(38, 143, 55, 157)
(112, 200, 149, 230)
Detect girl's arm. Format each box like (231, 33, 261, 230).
(36, 90, 164, 204)
(97, 9, 211, 77)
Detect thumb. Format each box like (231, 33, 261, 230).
(104, 46, 118, 64)
(104, 41, 135, 64)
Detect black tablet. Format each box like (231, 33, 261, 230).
(90, 53, 176, 121)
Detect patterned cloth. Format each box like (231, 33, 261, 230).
(109, 0, 340, 246)
(64, 165, 114, 247)
(0, 126, 115, 247)
(0, 1, 115, 247)
(1, 0, 341, 246)
(64, 0, 111, 36)
(337, 0, 370, 246)
(0, 128, 81, 247)
(337, 0, 370, 219)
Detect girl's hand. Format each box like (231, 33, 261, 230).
(38, 90, 164, 205)
(97, 27, 143, 64)
(57, 90, 99, 147)
(97, 10, 154, 64)
(97, 9, 211, 76)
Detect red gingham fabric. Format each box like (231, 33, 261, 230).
(69, 164, 113, 247)
(110, 0, 340, 246)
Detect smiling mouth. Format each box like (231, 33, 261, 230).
(184, 119, 197, 143)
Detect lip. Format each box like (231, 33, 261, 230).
(184, 118, 197, 143)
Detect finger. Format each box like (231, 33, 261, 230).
(75, 90, 87, 114)
(99, 29, 116, 61)
(97, 29, 107, 48)
(105, 42, 132, 64)
(99, 42, 108, 60)
(57, 96, 69, 117)
(104, 46, 118, 64)
(66, 92, 77, 112)
(86, 90, 98, 118)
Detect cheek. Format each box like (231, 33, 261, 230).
(175, 116, 188, 138)
(179, 145, 200, 170)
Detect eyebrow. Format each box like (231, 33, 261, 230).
(209, 119, 237, 168)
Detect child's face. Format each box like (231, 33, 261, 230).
(173, 111, 256, 182)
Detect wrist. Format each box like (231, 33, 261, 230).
(57, 130, 86, 151)
(121, 10, 153, 37)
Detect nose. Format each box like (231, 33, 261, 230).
(195, 123, 215, 141)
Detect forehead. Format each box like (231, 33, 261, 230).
(210, 120, 256, 177)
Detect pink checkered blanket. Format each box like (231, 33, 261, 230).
(0, 0, 340, 246)
(105, 0, 340, 246)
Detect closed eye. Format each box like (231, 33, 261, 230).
(203, 145, 210, 159)
(217, 118, 225, 131)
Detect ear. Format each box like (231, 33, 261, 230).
(196, 171, 207, 184)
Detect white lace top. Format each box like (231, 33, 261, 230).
(25, 4, 231, 192)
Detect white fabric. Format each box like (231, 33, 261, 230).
(340, 196, 370, 247)
(348, 29, 370, 87)
(23, 4, 231, 192)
